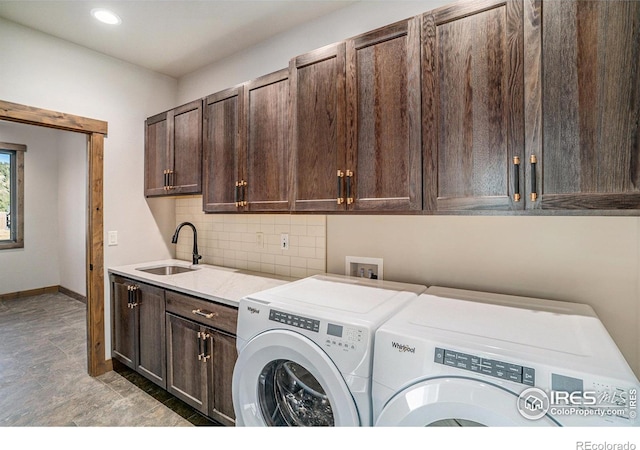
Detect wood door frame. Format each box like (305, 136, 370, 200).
(0, 100, 109, 377)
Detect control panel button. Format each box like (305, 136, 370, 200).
(434, 348, 445, 364)
(269, 309, 320, 332)
(435, 348, 534, 387)
(523, 367, 536, 385)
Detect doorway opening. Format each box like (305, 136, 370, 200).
(0, 100, 108, 376)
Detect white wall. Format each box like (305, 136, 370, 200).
(57, 131, 88, 297)
(2, 1, 638, 379)
(0, 122, 88, 297)
(177, 0, 448, 103)
(0, 122, 62, 293)
(0, 17, 179, 358)
(327, 216, 640, 377)
(175, 1, 640, 378)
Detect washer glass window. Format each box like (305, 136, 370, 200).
(429, 419, 485, 427)
(258, 359, 334, 426)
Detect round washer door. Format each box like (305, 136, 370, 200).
(233, 329, 361, 426)
(376, 377, 561, 427)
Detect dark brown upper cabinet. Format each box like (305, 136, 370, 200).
(290, 43, 347, 212)
(422, 0, 525, 212)
(203, 70, 290, 213)
(145, 99, 203, 197)
(345, 18, 423, 212)
(144, 112, 169, 196)
(152, 0, 640, 215)
(526, 0, 640, 210)
(203, 85, 245, 212)
(244, 69, 291, 212)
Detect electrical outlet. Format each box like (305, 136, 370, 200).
(281, 233, 289, 250)
(108, 231, 118, 246)
(256, 232, 264, 248)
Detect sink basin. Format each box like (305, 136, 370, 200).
(136, 265, 196, 276)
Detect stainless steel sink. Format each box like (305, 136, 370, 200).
(136, 265, 196, 275)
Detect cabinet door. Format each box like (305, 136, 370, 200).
(244, 69, 290, 212)
(533, 0, 640, 210)
(144, 111, 170, 197)
(423, 0, 524, 212)
(170, 99, 202, 195)
(136, 282, 166, 388)
(203, 86, 244, 212)
(207, 329, 237, 426)
(111, 276, 136, 369)
(166, 313, 208, 414)
(346, 18, 422, 211)
(290, 43, 347, 211)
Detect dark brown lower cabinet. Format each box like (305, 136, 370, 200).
(209, 331, 237, 425)
(111, 274, 238, 425)
(166, 314, 206, 412)
(166, 313, 237, 426)
(112, 277, 136, 368)
(111, 275, 166, 389)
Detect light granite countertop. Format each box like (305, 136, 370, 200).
(108, 259, 292, 308)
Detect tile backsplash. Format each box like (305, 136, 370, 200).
(175, 196, 326, 279)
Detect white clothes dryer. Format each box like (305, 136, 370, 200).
(232, 274, 426, 427)
(372, 286, 639, 427)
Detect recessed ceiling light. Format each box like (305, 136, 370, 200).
(91, 8, 121, 25)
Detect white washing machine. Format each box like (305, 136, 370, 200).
(232, 274, 426, 426)
(373, 286, 640, 427)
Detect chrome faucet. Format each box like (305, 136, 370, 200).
(171, 222, 202, 265)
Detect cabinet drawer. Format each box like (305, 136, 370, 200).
(165, 291, 238, 335)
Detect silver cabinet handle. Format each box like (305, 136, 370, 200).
(192, 308, 218, 319)
(197, 331, 211, 361)
(127, 285, 139, 308)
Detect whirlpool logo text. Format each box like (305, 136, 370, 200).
(392, 341, 416, 353)
(247, 306, 260, 314)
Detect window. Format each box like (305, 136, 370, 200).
(0, 142, 25, 249)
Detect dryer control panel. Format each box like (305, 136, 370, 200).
(435, 347, 535, 386)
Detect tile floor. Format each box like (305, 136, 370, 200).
(0, 292, 219, 427)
